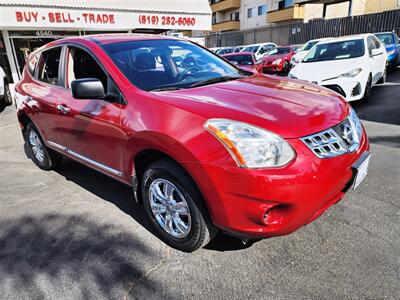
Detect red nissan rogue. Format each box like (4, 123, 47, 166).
(15, 35, 370, 252)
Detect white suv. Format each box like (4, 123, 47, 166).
(0, 66, 12, 112)
(289, 34, 387, 102)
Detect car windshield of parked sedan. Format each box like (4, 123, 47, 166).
(242, 45, 259, 53)
(102, 39, 244, 91)
(217, 48, 235, 55)
(300, 41, 319, 51)
(375, 33, 394, 45)
(302, 39, 365, 63)
(268, 47, 291, 55)
(224, 55, 254, 65)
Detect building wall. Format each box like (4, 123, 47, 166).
(240, 0, 275, 29)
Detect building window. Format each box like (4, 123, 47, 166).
(230, 12, 240, 21)
(258, 5, 267, 16)
(247, 8, 255, 18)
(212, 12, 217, 24)
(285, 0, 294, 8)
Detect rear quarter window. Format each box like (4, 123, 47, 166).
(27, 54, 39, 76)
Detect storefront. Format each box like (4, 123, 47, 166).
(0, 0, 211, 83)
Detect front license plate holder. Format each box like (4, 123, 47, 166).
(352, 152, 371, 190)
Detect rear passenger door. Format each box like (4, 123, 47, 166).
(57, 45, 126, 178)
(26, 46, 65, 148)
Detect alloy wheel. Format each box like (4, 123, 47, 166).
(29, 129, 44, 163)
(148, 178, 191, 238)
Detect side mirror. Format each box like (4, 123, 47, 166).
(370, 48, 383, 57)
(71, 78, 105, 99)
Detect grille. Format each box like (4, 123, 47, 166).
(301, 110, 362, 158)
(351, 82, 361, 96)
(323, 85, 346, 98)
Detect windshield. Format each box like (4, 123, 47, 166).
(375, 33, 394, 45)
(301, 41, 319, 51)
(225, 55, 254, 65)
(303, 39, 365, 63)
(217, 48, 234, 55)
(242, 45, 259, 53)
(267, 47, 291, 55)
(103, 39, 244, 91)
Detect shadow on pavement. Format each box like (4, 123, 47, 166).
(0, 213, 168, 299)
(367, 135, 400, 148)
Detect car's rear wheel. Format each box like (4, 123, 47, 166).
(26, 123, 62, 170)
(4, 81, 12, 106)
(142, 160, 217, 252)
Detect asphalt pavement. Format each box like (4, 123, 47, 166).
(0, 69, 399, 300)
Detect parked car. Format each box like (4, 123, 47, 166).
(216, 47, 235, 55)
(222, 52, 258, 72)
(289, 34, 387, 102)
(0, 66, 12, 113)
(259, 46, 297, 73)
(208, 47, 220, 53)
(375, 31, 400, 69)
(233, 46, 244, 53)
(290, 38, 332, 68)
(15, 34, 370, 252)
(241, 43, 277, 61)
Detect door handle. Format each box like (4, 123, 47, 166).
(57, 104, 70, 114)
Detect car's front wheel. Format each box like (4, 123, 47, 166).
(363, 74, 372, 101)
(142, 160, 217, 252)
(26, 123, 63, 170)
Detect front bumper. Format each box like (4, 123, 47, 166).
(187, 130, 369, 238)
(261, 63, 284, 73)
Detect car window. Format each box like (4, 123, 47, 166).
(66, 46, 108, 92)
(268, 47, 291, 55)
(372, 36, 382, 49)
(225, 55, 254, 65)
(37, 47, 62, 85)
(303, 39, 365, 63)
(301, 41, 318, 51)
(103, 39, 243, 91)
(375, 33, 394, 45)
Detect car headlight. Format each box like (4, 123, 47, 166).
(387, 49, 395, 55)
(338, 68, 362, 78)
(204, 119, 295, 168)
(272, 58, 282, 65)
(348, 108, 363, 143)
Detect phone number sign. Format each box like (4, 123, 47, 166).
(0, 7, 211, 30)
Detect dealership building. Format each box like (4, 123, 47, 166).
(0, 0, 212, 83)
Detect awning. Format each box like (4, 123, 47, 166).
(0, 0, 212, 30)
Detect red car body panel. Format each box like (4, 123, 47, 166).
(260, 46, 296, 73)
(15, 35, 370, 239)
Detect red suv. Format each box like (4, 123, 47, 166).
(15, 35, 370, 252)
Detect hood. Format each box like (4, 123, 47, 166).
(263, 54, 287, 62)
(290, 58, 363, 83)
(157, 74, 349, 138)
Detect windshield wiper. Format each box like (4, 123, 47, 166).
(151, 86, 184, 92)
(190, 76, 243, 88)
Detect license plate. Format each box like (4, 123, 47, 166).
(352, 152, 371, 190)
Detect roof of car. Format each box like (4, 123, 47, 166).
(222, 52, 254, 56)
(54, 33, 182, 46)
(316, 34, 370, 44)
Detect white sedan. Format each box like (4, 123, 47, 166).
(289, 34, 387, 102)
(241, 43, 277, 61)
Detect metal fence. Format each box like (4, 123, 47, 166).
(206, 9, 400, 47)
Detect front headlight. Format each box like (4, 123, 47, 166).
(204, 119, 295, 168)
(348, 108, 363, 143)
(272, 58, 282, 65)
(338, 68, 362, 78)
(387, 49, 395, 55)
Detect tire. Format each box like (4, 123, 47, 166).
(0, 100, 5, 113)
(363, 74, 372, 101)
(4, 80, 12, 106)
(377, 69, 386, 84)
(282, 61, 289, 73)
(142, 160, 218, 252)
(26, 123, 63, 170)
